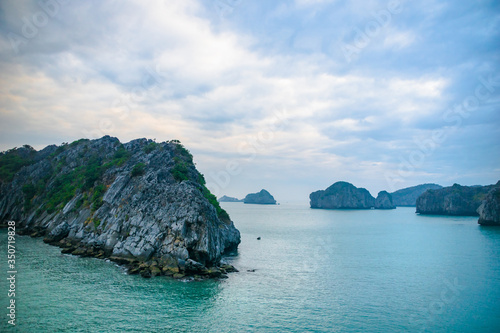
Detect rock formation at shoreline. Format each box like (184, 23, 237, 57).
(416, 182, 499, 216)
(390, 184, 442, 206)
(477, 187, 500, 226)
(218, 195, 242, 203)
(243, 189, 276, 205)
(0, 136, 240, 279)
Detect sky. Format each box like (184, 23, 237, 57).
(0, 0, 499, 202)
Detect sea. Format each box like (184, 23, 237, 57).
(1, 203, 499, 332)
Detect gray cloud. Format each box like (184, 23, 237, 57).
(0, 0, 499, 200)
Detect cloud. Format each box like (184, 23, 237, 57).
(0, 0, 499, 200)
(294, 0, 336, 7)
(383, 30, 416, 49)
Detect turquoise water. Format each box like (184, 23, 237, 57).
(1, 204, 500, 332)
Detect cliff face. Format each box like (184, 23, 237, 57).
(478, 187, 500, 226)
(243, 189, 276, 205)
(375, 191, 396, 209)
(310, 182, 376, 209)
(0, 136, 240, 278)
(416, 182, 499, 216)
(391, 184, 442, 206)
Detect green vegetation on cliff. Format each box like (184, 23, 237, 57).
(0, 146, 36, 182)
(170, 142, 230, 223)
(3, 138, 230, 226)
(19, 140, 134, 215)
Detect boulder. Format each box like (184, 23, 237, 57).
(185, 259, 206, 275)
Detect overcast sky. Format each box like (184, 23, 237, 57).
(0, 0, 499, 201)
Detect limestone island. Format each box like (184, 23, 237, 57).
(0, 136, 241, 279)
(243, 189, 276, 205)
(218, 195, 242, 203)
(310, 181, 395, 209)
(478, 187, 500, 226)
(416, 181, 500, 217)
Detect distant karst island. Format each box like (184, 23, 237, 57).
(416, 181, 500, 222)
(218, 195, 242, 203)
(310, 181, 395, 210)
(243, 189, 277, 205)
(0, 136, 241, 279)
(310, 180, 500, 225)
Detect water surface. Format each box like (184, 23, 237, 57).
(1, 204, 499, 332)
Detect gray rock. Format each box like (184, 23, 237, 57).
(478, 187, 500, 226)
(43, 222, 70, 244)
(0, 136, 240, 274)
(185, 259, 206, 274)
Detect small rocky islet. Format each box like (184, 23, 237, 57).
(0, 136, 240, 279)
(309, 181, 395, 209)
(218, 195, 242, 203)
(243, 189, 277, 205)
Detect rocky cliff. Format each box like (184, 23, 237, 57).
(218, 195, 242, 203)
(310, 181, 378, 209)
(477, 187, 500, 226)
(0, 136, 240, 279)
(416, 182, 499, 216)
(390, 183, 442, 206)
(243, 189, 276, 205)
(374, 191, 396, 209)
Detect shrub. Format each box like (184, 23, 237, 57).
(143, 142, 158, 154)
(22, 183, 36, 201)
(200, 182, 230, 223)
(172, 158, 189, 182)
(112, 145, 130, 166)
(70, 139, 89, 147)
(75, 196, 84, 209)
(22, 183, 36, 210)
(131, 163, 146, 177)
(51, 143, 68, 157)
(91, 184, 106, 212)
(198, 172, 206, 185)
(0, 149, 35, 182)
(45, 171, 81, 213)
(174, 143, 193, 163)
(83, 156, 104, 190)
